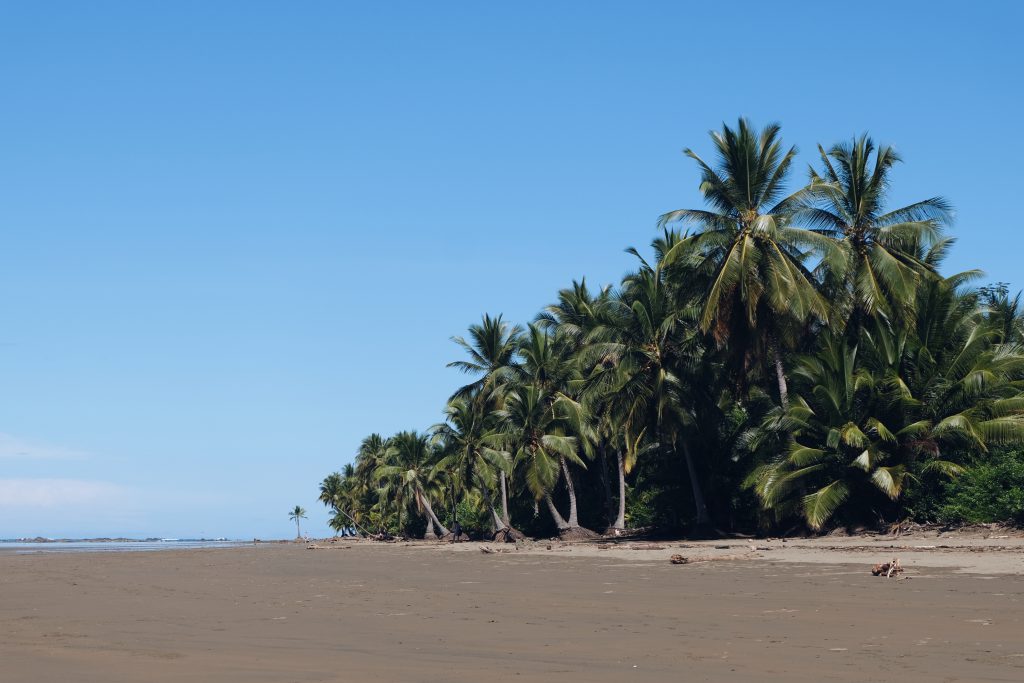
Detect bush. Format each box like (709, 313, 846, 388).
(938, 449, 1024, 526)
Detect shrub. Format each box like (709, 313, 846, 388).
(938, 449, 1024, 526)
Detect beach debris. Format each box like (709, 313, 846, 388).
(871, 558, 903, 577)
(670, 552, 756, 565)
(597, 543, 611, 550)
(629, 544, 666, 551)
(480, 546, 512, 554)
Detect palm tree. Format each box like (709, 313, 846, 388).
(432, 397, 515, 537)
(448, 314, 523, 523)
(289, 505, 307, 539)
(659, 118, 837, 405)
(448, 314, 523, 402)
(376, 431, 451, 538)
(496, 380, 592, 534)
(748, 273, 1024, 531)
(800, 135, 952, 329)
(586, 246, 712, 530)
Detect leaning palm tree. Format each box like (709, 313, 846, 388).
(800, 135, 952, 330)
(496, 381, 593, 535)
(432, 397, 515, 538)
(376, 431, 451, 538)
(659, 118, 838, 405)
(288, 505, 307, 539)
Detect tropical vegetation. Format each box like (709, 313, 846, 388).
(318, 119, 1024, 539)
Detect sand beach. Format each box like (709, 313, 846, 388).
(2, 534, 1023, 682)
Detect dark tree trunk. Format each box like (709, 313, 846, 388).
(681, 441, 711, 526)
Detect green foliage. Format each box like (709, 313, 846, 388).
(319, 120, 1024, 537)
(939, 449, 1024, 525)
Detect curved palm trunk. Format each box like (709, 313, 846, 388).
(612, 449, 626, 532)
(544, 494, 570, 530)
(681, 441, 711, 526)
(425, 514, 437, 539)
(418, 490, 450, 536)
(559, 456, 580, 528)
(475, 474, 508, 532)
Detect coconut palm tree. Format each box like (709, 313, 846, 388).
(376, 431, 450, 538)
(432, 397, 514, 537)
(659, 118, 838, 405)
(496, 379, 593, 533)
(800, 135, 952, 330)
(288, 506, 307, 539)
(586, 247, 712, 530)
(448, 314, 523, 522)
(448, 314, 523, 402)
(748, 273, 1024, 531)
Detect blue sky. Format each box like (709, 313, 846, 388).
(0, 2, 1020, 538)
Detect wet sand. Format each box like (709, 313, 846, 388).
(2, 540, 1023, 682)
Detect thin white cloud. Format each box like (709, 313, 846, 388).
(0, 479, 127, 508)
(0, 433, 89, 460)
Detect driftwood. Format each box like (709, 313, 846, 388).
(871, 558, 903, 577)
(669, 553, 751, 565)
(480, 546, 513, 554)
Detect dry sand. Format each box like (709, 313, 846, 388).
(2, 536, 1023, 682)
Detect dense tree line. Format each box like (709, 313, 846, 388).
(319, 119, 1024, 539)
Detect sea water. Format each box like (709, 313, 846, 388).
(0, 539, 251, 554)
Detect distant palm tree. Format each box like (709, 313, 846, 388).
(289, 505, 307, 538)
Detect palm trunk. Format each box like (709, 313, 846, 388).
(544, 494, 570, 530)
(499, 471, 511, 527)
(772, 342, 789, 408)
(295, 519, 301, 538)
(425, 514, 436, 539)
(612, 449, 626, 531)
(681, 441, 710, 526)
(418, 490, 450, 536)
(598, 442, 614, 527)
(559, 456, 579, 528)
(475, 474, 508, 531)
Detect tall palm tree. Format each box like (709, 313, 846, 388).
(659, 118, 837, 405)
(448, 314, 523, 522)
(376, 431, 450, 538)
(496, 382, 591, 532)
(800, 135, 952, 329)
(448, 314, 523, 402)
(288, 505, 307, 539)
(510, 324, 596, 533)
(538, 279, 627, 530)
(587, 247, 711, 529)
(432, 397, 514, 536)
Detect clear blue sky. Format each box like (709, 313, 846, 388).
(0, 2, 1020, 538)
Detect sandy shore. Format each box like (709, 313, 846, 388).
(2, 536, 1023, 681)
